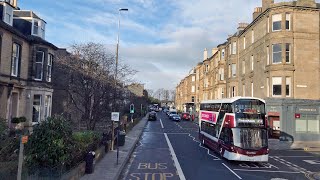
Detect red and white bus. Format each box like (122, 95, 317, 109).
(198, 97, 268, 162)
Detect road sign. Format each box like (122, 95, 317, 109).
(21, 136, 28, 144)
(111, 112, 120, 121)
(130, 104, 135, 114)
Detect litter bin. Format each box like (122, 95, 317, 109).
(85, 151, 95, 174)
(118, 131, 126, 146)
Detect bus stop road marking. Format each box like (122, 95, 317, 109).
(164, 133, 186, 180)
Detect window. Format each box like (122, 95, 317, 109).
(242, 60, 245, 74)
(232, 42, 237, 54)
(205, 64, 209, 72)
(32, 95, 42, 123)
(251, 30, 254, 43)
(286, 77, 291, 97)
(272, 77, 282, 96)
(285, 43, 290, 63)
(229, 44, 232, 55)
(221, 49, 225, 59)
(191, 96, 195, 102)
(228, 65, 231, 78)
(219, 68, 224, 80)
(243, 36, 246, 49)
(286, 14, 290, 30)
(4, 4, 13, 25)
(231, 86, 235, 97)
(11, 43, 21, 77)
(232, 64, 236, 77)
(272, 14, 282, 31)
(35, 51, 44, 80)
(296, 115, 319, 133)
(272, 44, 282, 64)
(251, 55, 254, 71)
(251, 82, 254, 97)
(47, 54, 53, 82)
(267, 46, 270, 65)
(44, 95, 51, 119)
(33, 20, 39, 35)
(41, 22, 46, 38)
(192, 76, 195, 82)
(191, 86, 195, 93)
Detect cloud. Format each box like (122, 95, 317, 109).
(21, 0, 320, 90)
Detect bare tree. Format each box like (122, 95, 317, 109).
(53, 42, 136, 130)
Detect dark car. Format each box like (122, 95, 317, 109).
(181, 112, 191, 121)
(171, 114, 181, 121)
(148, 111, 157, 121)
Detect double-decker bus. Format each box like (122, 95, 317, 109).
(198, 97, 268, 162)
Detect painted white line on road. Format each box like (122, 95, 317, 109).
(160, 118, 164, 129)
(233, 169, 302, 173)
(164, 133, 186, 180)
(270, 156, 314, 158)
(222, 163, 242, 179)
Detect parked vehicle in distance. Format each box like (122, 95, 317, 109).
(168, 111, 177, 119)
(171, 114, 181, 121)
(181, 112, 191, 121)
(148, 111, 157, 121)
(168, 109, 177, 116)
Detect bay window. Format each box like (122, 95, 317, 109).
(32, 95, 42, 123)
(272, 14, 282, 31)
(272, 77, 282, 96)
(35, 51, 44, 80)
(272, 44, 282, 64)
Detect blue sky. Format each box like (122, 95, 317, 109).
(18, 0, 320, 90)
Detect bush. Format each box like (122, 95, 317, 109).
(70, 131, 101, 167)
(25, 116, 75, 170)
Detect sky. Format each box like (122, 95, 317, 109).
(18, 0, 320, 90)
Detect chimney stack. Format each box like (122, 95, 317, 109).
(237, 22, 249, 34)
(203, 48, 208, 60)
(262, 0, 274, 11)
(253, 7, 262, 20)
(212, 48, 218, 57)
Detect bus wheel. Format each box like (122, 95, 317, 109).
(219, 146, 224, 157)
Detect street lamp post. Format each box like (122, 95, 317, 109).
(111, 8, 128, 164)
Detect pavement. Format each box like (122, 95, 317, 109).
(81, 116, 148, 180)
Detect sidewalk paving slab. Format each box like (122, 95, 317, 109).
(81, 117, 148, 180)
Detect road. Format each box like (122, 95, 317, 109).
(121, 112, 320, 180)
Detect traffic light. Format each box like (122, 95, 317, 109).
(130, 104, 134, 114)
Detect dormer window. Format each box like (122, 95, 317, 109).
(32, 19, 46, 39)
(3, 2, 13, 25)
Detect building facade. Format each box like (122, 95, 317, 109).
(175, 0, 320, 141)
(0, 0, 57, 128)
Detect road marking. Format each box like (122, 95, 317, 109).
(160, 119, 164, 129)
(270, 156, 312, 174)
(188, 133, 220, 160)
(164, 133, 186, 180)
(303, 160, 320, 164)
(233, 169, 301, 173)
(270, 156, 314, 158)
(222, 163, 242, 179)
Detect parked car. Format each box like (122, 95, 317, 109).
(171, 114, 181, 121)
(181, 112, 191, 121)
(148, 111, 157, 121)
(168, 111, 177, 119)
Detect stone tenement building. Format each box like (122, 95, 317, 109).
(0, 0, 58, 128)
(176, 0, 320, 141)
